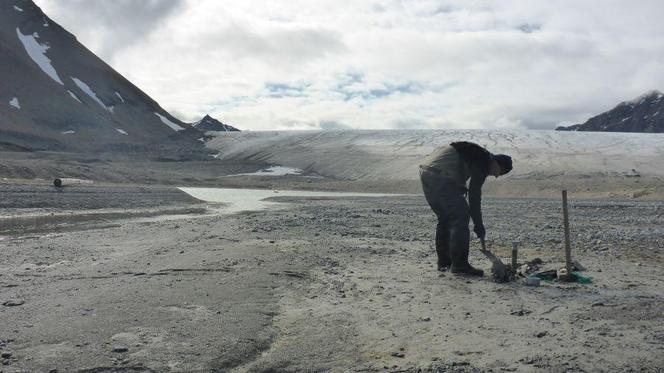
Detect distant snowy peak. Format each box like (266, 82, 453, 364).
(191, 114, 240, 132)
(557, 90, 664, 133)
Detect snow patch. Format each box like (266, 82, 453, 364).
(67, 90, 82, 103)
(61, 130, 75, 135)
(16, 28, 63, 85)
(9, 97, 20, 109)
(197, 137, 205, 143)
(71, 77, 113, 112)
(116, 128, 128, 135)
(621, 117, 630, 122)
(115, 92, 125, 103)
(154, 112, 184, 131)
(14, 5, 23, 12)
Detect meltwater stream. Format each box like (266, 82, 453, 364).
(0, 187, 403, 234)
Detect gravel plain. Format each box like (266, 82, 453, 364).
(0, 184, 663, 372)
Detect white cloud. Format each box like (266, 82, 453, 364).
(34, 0, 664, 130)
(35, 0, 184, 61)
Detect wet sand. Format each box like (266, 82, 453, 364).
(1, 186, 663, 372)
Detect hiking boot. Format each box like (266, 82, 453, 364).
(437, 263, 451, 272)
(450, 264, 484, 277)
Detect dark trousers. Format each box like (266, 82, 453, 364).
(420, 169, 471, 267)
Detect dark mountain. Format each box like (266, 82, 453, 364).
(0, 0, 213, 153)
(191, 115, 240, 132)
(557, 91, 664, 133)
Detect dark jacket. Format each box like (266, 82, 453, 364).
(420, 141, 492, 230)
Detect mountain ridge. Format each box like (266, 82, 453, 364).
(557, 90, 664, 133)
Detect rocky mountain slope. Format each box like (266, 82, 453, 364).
(0, 0, 224, 154)
(557, 90, 664, 132)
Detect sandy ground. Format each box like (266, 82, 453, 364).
(1, 185, 663, 372)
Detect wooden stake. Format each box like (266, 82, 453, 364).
(562, 190, 573, 280)
(511, 241, 518, 273)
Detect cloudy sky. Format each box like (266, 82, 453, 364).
(34, 0, 664, 131)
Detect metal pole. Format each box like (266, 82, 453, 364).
(562, 190, 573, 278)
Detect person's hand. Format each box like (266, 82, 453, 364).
(473, 224, 486, 240)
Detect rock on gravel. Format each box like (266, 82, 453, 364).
(2, 300, 25, 307)
(112, 345, 129, 353)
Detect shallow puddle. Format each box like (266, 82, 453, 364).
(178, 187, 395, 214)
(224, 165, 305, 177)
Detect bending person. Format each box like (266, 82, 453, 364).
(419, 141, 513, 276)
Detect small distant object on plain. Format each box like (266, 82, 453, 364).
(112, 345, 129, 353)
(53, 178, 93, 187)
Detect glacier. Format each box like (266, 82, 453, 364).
(207, 129, 664, 181)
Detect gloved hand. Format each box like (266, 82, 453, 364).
(473, 224, 486, 240)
